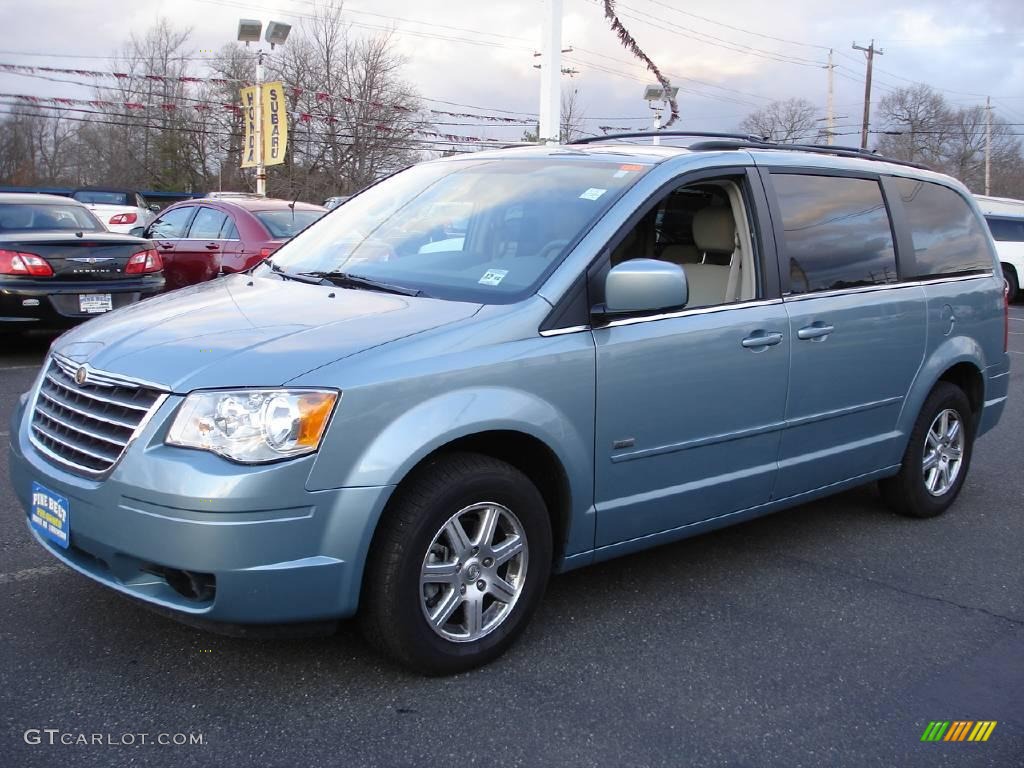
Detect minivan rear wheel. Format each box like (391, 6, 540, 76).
(359, 452, 552, 675)
(879, 382, 974, 518)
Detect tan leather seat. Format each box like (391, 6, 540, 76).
(659, 244, 701, 265)
(685, 207, 736, 307)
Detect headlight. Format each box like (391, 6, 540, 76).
(166, 389, 338, 463)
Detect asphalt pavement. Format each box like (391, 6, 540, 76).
(2, 316, 1022, 768)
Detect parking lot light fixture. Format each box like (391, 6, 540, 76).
(237, 19, 262, 45)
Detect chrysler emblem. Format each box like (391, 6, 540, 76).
(75, 366, 88, 386)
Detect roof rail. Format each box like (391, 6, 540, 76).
(686, 139, 932, 171)
(568, 131, 768, 145)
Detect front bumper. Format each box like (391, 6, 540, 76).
(8, 391, 393, 624)
(0, 276, 164, 329)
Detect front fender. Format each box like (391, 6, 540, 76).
(310, 384, 596, 560)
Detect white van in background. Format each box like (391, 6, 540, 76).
(975, 194, 1024, 302)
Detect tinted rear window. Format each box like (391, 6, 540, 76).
(985, 216, 1024, 242)
(254, 210, 325, 239)
(893, 178, 992, 278)
(772, 173, 897, 294)
(0, 203, 103, 232)
(73, 191, 131, 206)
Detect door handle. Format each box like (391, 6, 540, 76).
(741, 331, 783, 349)
(204, 243, 220, 250)
(157, 241, 175, 250)
(797, 322, 835, 340)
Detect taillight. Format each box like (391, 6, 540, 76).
(259, 247, 272, 259)
(0, 249, 53, 277)
(109, 212, 138, 225)
(125, 248, 163, 274)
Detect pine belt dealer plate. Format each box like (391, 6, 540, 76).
(79, 294, 113, 313)
(30, 481, 70, 549)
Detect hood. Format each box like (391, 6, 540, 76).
(54, 274, 481, 392)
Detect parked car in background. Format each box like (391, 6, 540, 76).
(324, 195, 350, 210)
(0, 193, 163, 330)
(71, 188, 158, 235)
(143, 197, 326, 291)
(975, 194, 1024, 302)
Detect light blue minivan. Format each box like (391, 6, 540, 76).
(9, 134, 1010, 673)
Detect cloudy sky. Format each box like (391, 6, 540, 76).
(2, 0, 1023, 145)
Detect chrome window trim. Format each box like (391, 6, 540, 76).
(782, 271, 995, 302)
(539, 298, 785, 335)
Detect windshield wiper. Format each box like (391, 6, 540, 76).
(303, 271, 422, 297)
(266, 259, 324, 285)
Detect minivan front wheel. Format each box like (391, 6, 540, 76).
(360, 452, 552, 674)
(880, 382, 975, 518)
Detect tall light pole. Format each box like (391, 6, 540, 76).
(825, 49, 835, 145)
(238, 19, 291, 196)
(985, 96, 992, 196)
(538, 0, 563, 144)
(643, 85, 678, 145)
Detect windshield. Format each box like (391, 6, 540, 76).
(263, 158, 650, 303)
(255, 210, 326, 239)
(0, 203, 104, 232)
(73, 191, 132, 206)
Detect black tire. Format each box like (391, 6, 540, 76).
(359, 452, 552, 675)
(879, 382, 975, 518)
(1003, 264, 1020, 304)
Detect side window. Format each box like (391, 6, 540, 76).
(985, 216, 1024, 243)
(222, 219, 239, 240)
(772, 174, 897, 294)
(187, 207, 230, 239)
(148, 206, 195, 239)
(893, 178, 992, 278)
(607, 179, 758, 308)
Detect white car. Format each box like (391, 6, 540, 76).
(71, 188, 158, 235)
(975, 194, 1024, 302)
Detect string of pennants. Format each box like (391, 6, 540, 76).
(0, 92, 509, 144)
(0, 62, 534, 125)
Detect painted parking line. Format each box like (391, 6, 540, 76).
(0, 364, 42, 370)
(0, 564, 66, 585)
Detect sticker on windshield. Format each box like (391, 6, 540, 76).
(579, 187, 607, 201)
(478, 269, 509, 286)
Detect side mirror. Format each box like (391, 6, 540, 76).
(129, 226, 145, 237)
(149, 203, 161, 213)
(598, 258, 688, 317)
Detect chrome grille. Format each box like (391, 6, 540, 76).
(29, 355, 166, 476)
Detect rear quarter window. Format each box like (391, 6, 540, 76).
(985, 216, 1024, 243)
(893, 178, 992, 278)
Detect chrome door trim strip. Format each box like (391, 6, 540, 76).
(611, 395, 905, 464)
(782, 272, 994, 302)
(539, 298, 786, 336)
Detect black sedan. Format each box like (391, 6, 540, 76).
(0, 193, 164, 331)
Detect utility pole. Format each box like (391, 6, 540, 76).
(985, 96, 992, 196)
(825, 49, 835, 145)
(255, 50, 266, 196)
(852, 39, 883, 149)
(538, 0, 563, 144)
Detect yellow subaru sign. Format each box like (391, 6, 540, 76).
(240, 81, 288, 168)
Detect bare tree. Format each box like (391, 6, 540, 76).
(560, 87, 586, 143)
(740, 98, 819, 143)
(874, 84, 952, 165)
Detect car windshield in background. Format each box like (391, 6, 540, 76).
(0, 203, 103, 232)
(255, 210, 326, 238)
(72, 191, 131, 206)
(264, 158, 651, 303)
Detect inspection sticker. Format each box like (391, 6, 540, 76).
(478, 269, 509, 286)
(579, 187, 607, 201)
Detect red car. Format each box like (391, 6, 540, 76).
(143, 197, 326, 291)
